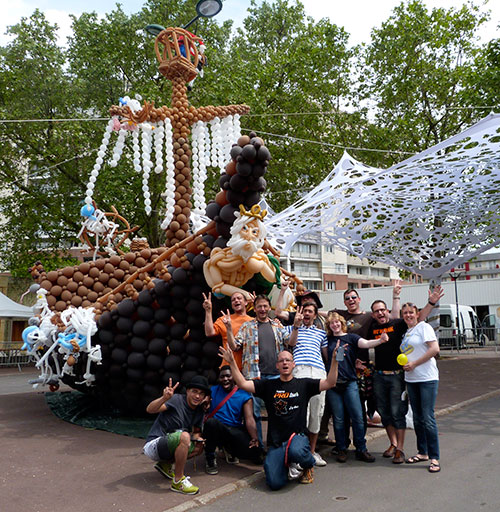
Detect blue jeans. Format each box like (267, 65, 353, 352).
(406, 380, 440, 460)
(327, 380, 367, 453)
(373, 372, 408, 429)
(263, 433, 314, 490)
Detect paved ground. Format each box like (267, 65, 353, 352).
(1, 350, 499, 512)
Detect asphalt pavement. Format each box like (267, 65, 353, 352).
(1, 350, 499, 512)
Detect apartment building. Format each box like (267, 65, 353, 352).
(280, 241, 400, 292)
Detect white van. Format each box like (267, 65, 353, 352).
(439, 304, 485, 348)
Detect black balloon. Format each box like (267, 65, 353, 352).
(138, 289, 154, 306)
(146, 354, 163, 370)
(169, 339, 185, 355)
(149, 338, 168, 355)
(111, 348, 128, 365)
(132, 320, 150, 337)
(117, 299, 136, 317)
(230, 145, 243, 159)
(154, 308, 170, 323)
(164, 354, 182, 371)
(116, 317, 133, 334)
(137, 305, 154, 321)
(241, 144, 257, 161)
(219, 204, 238, 224)
(170, 323, 187, 340)
(128, 352, 146, 368)
(236, 161, 252, 176)
(131, 336, 148, 352)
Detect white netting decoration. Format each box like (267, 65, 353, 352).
(265, 113, 500, 279)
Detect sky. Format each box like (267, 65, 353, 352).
(1, 0, 499, 47)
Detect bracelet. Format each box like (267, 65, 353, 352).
(293, 326, 299, 331)
(393, 296, 400, 299)
(428, 300, 437, 306)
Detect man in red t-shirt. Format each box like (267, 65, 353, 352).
(203, 291, 252, 370)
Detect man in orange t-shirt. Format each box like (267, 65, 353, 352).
(203, 291, 252, 370)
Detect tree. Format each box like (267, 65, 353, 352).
(355, 0, 489, 167)
(0, 10, 82, 275)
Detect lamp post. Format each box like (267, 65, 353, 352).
(449, 269, 464, 349)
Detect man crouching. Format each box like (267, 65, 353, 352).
(143, 376, 210, 495)
(219, 344, 339, 490)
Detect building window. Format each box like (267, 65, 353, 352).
(325, 281, 336, 291)
(303, 280, 321, 290)
(476, 275, 483, 280)
(325, 246, 334, 253)
(333, 263, 345, 273)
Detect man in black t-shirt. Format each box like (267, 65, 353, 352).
(219, 345, 339, 490)
(370, 300, 409, 464)
(143, 376, 210, 495)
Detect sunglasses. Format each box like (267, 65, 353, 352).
(345, 295, 359, 301)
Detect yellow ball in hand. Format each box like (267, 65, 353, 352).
(397, 353, 408, 366)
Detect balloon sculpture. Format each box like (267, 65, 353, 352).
(22, 26, 303, 414)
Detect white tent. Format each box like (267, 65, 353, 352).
(0, 291, 33, 319)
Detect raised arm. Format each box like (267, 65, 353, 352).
(219, 346, 255, 394)
(275, 279, 291, 322)
(287, 306, 303, 347)
(146, 379, 179, 414)
(203, 292, 216, 337)
(389, 281, 402, 319)
(358, 331, 389, 349)
(222, 310, 240, 351)
(319, 340, 339, 391)
(418, 285, 444, 321)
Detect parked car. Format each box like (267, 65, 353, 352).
(439, 304, 486, 348)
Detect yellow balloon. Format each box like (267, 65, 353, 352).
(397, 353, 408, 366)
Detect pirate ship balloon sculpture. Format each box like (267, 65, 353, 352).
(24, 26, 299, 413)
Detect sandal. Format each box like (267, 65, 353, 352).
(383, 444, 396, 458)
(428, 460, 441, 473)
(406, 454, 429, 464)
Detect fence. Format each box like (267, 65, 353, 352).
(0, 342, 33, 369)
(439, 327, 499, 351)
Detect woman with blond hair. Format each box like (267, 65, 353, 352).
(400, 302, 441, 473)
(323, 312, 388, 463)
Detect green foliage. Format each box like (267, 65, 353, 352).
(355, 0, 489, 166)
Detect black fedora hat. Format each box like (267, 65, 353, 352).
(186, 375, 211, 395)
(296, 290, 323, 309)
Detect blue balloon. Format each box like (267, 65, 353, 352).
(80, 204, 96, 220)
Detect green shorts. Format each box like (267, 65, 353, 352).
(163, 431, 196, 460)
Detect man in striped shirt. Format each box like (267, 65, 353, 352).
(286, 303, 328, 467)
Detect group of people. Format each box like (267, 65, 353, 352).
(142, 283, 444, 495)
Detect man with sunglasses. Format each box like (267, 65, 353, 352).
(369, 287, 444, 464)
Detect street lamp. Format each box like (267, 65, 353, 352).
(184, 0, 223, 29)
(145, 0, 223, 36)
(449, 269, 464, 349)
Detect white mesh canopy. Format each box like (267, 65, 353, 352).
(265, 113, 500, 279)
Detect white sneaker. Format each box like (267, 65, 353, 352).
(288, 462, 303, 481)
(312, 452, 327, 467)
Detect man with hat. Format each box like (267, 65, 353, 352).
(275, 281, 325, 330)
(143, 375, 210, 495)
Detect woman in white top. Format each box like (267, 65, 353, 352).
(400, 302, 441, 473)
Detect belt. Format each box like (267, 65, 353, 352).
(375, 369, 403, 375)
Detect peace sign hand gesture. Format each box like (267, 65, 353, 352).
(202, 292, 212, 313)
